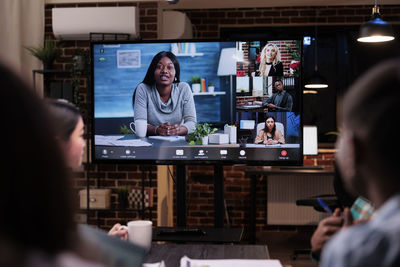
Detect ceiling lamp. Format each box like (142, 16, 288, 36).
(167, 0, 179, 4)
(305, 25, 328, 89)
(357, 1, 395, 43)
(304, 71, 328, 89)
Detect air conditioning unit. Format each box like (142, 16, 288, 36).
(52, 7, 139, 40)
(162, 11, 193, 39)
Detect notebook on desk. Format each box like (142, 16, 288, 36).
(78, 224, 146, 267)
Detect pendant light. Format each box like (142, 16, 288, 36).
(305, 24, 328, 89)
(357, 1, 395, 43)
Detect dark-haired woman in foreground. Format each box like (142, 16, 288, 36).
(46, 99, 86, 169)
(0, 62, 105, 267)
(47, 99, 129, 242)
(133, 51, 196, 136)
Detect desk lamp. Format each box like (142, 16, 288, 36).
(217, 47, 244, 123)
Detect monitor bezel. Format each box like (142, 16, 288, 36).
(90, 38, 304, 166)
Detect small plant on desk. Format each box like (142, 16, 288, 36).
(120, 124, 133, 134)
(187, 123, 217, 145)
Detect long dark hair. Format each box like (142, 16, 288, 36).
(0, 62, 75, 259)
(263, 116, 276, 137)
(142, 51, 181, 86)
(132, 51, 181, 107)
(46, 99, 81, 142)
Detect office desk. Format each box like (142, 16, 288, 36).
(153, 227, 243, 243)
(145, 244, 270, 266)
(245, 166, 335, 244)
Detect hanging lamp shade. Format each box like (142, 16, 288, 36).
(357, 6, 395, 43)
(305, 22, 328, 90)
(304, 71, 328, 89)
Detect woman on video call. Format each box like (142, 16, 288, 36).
(258, 43, 284, 77)
(254, 116, 285, 145)
(133, 51, 197, 136)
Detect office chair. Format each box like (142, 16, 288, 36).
(291, 194, 340, 260)
(291, 166, 355, 260)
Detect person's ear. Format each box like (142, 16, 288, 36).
(337, 130, 357, 179)
(351, 132, 366, 170)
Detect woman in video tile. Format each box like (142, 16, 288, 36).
(133, 51, 197, 136)
(257, 43, 284, 77)
(254, 116, 285, 145)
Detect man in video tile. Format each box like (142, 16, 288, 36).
(263, 79, 293, 112)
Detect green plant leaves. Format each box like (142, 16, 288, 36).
(25, 37, 60, 64)
(187, 123, 217, 145)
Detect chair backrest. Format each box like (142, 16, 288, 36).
(256, 122, 284, 138)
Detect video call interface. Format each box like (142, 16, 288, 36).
(92, 40, 302, 164)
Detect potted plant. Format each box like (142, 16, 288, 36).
(190, 76, 201, 93)
(25, 37, 60, 70)
(187, 123, 218, 145)
(208, 82, 215, 93)
(115, 186, 130, 210)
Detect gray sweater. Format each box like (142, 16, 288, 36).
(133, 82, 197, 133)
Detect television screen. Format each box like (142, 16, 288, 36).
(91, 39, 302, 165)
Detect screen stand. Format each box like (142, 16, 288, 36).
(176, 164, 186, 227)
(214, 164, 224, 228)
(176, 164, 225, 228)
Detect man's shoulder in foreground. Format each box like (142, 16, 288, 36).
(320, 194, 400, 267)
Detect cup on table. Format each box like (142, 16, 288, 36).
(119, 220, 152, 252)
(129, 119, 147, 138)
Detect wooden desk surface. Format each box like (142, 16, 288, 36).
(145, 244, 270, 266)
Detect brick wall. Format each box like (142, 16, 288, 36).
(44, 1, 160, 230)
(183, 5, 400, 39)
(41, 2, 387, 238)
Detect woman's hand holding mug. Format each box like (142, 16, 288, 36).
(117, 220, 153, 252)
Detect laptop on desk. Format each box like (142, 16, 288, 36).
(78, 224, 146, 267)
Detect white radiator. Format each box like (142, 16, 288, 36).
(267, 174, 334, 225)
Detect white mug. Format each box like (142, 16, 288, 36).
(119, 220, 152, 252)
(129, 119, 147, 138)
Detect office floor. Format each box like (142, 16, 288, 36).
(256, 230, 318, 267)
